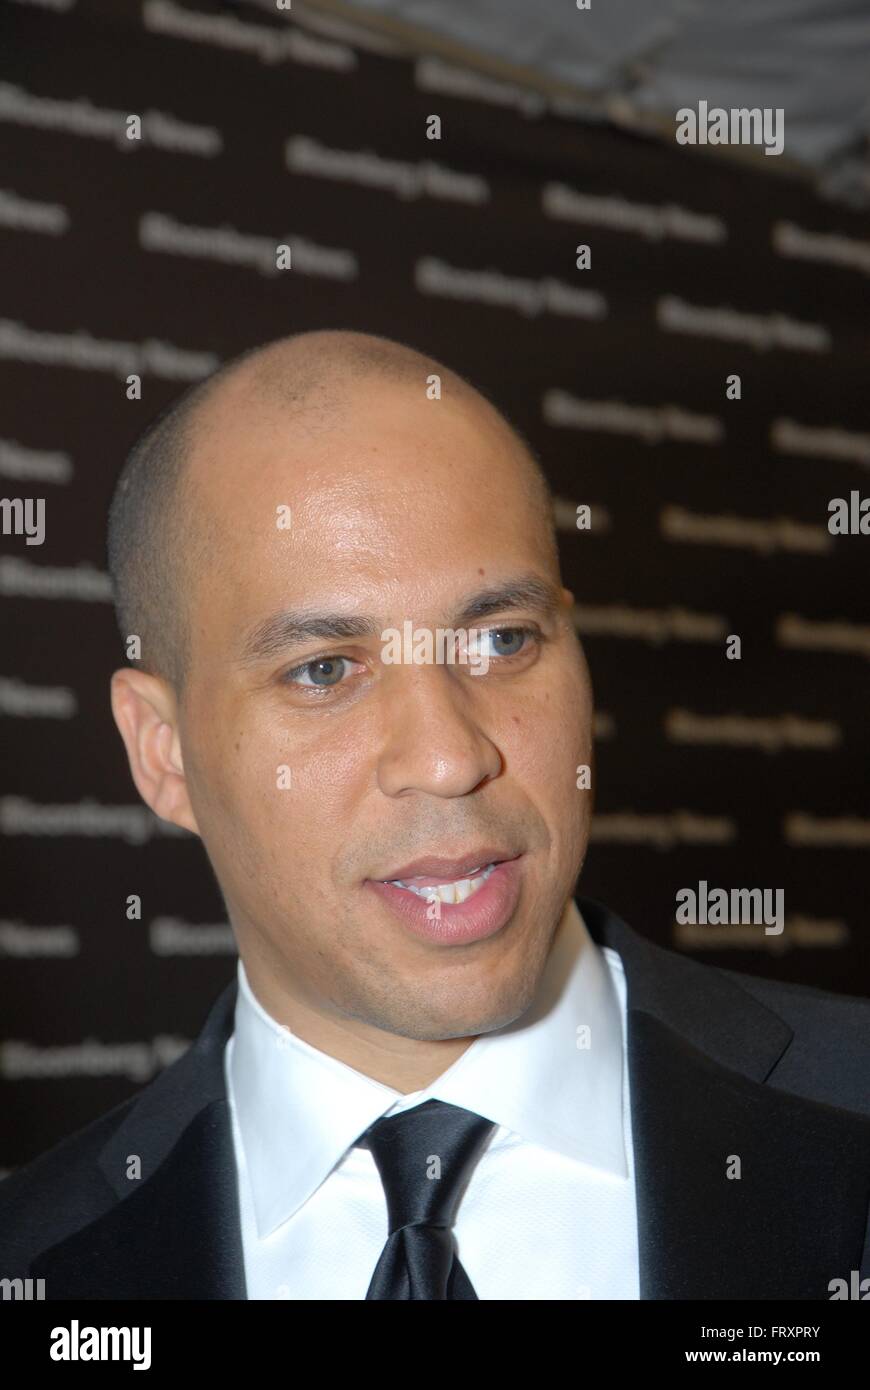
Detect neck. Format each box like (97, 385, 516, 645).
(240, 962, 477, 1093)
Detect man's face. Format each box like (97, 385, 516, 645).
(151, 377, 593, 1041)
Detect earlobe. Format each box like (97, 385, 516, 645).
(109, 668, 200, 836)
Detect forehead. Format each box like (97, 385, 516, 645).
(183, 377, 555, 635)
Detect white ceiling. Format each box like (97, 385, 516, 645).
(292, 0, 870, 210)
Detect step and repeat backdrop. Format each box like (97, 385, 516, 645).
(1, 0, 869, 1168)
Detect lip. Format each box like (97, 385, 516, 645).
(373, 848, 518, 885)
(365, 855, 524, 946)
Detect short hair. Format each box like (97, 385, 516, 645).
(106, 330, 556, 693)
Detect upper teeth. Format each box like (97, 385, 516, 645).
(388, 863, 496, 904)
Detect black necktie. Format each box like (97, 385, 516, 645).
(360, 1098, 496, 1300)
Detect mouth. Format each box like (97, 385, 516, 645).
(371, 848, 519, 906)
(365, 851, 525, 944)
(386, 862, 498, 905)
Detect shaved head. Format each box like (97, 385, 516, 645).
(107, 329, 557, 693)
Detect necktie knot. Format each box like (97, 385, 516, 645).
(360, 1098, 496, 1298)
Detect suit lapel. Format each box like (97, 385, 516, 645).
(34, 982, 246, 1300)
(580, 895, 870, 1299)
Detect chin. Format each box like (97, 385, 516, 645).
(422, 982, 535, 1041)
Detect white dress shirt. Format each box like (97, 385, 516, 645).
(224, 898, 640, 1299)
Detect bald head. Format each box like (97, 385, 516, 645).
(106, 329, 557, 692)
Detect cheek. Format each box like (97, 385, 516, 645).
(236, 724, 366, 863)
(504, 718, 585, 816)
(186, 714, 289, 855)
(506, 666, 592, 761)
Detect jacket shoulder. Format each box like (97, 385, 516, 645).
(0, 1092, 138, 1274)
(582, 895, 870, 1118)
(0, 984, 235, 1276)
(716, 960, 870, 1117)
(717, 958, 870, 1026)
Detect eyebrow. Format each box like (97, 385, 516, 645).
(237, 574, 563, 666)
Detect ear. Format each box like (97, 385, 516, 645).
(560, 585, 575, 608)
(110, 668, 200, 836)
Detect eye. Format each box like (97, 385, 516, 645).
(284, 656, 351, 689)
(470, 625, 539, 661)
(483, 626, 532, 658)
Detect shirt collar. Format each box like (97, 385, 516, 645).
(227, 897, 627, 1238)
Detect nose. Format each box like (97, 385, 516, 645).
(375, 663, 503, 799)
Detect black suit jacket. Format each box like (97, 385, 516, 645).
(2, 895, 869, 1300)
